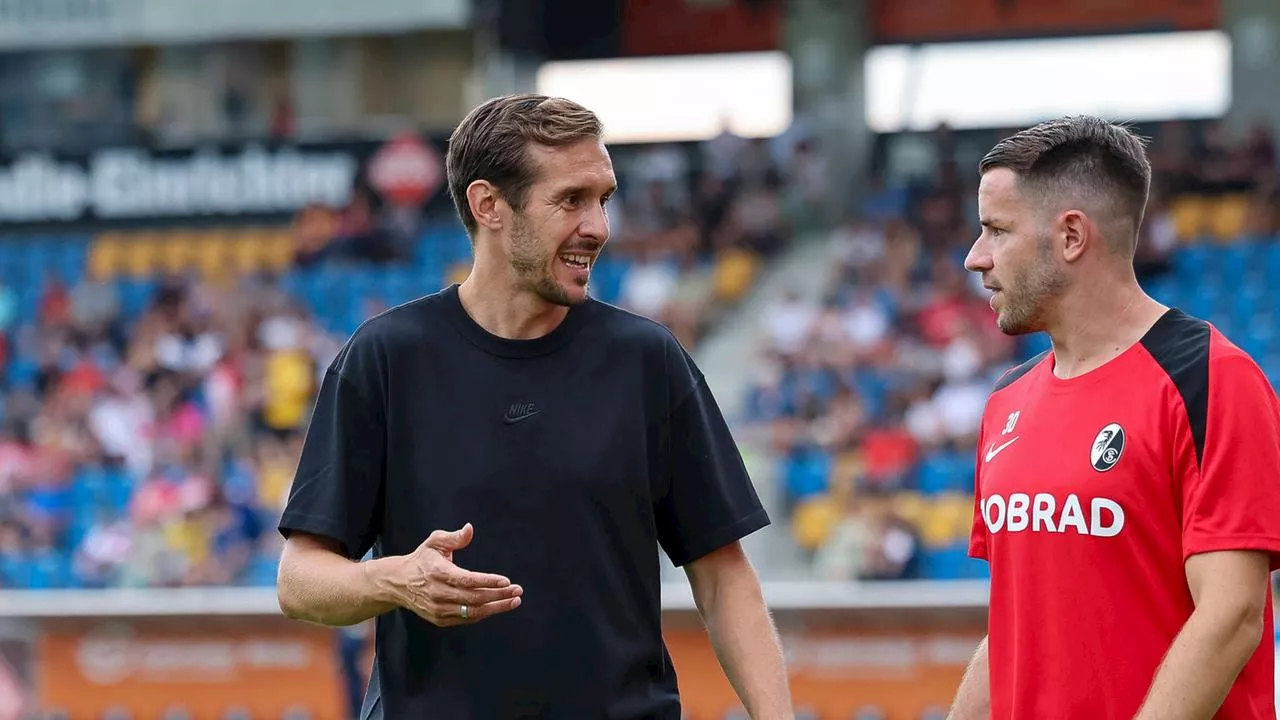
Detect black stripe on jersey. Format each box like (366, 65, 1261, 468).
(993, 349, 1050, 392)
(1140, 308, 1210, 468)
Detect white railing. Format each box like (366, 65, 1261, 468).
(0, 580, 991, 618)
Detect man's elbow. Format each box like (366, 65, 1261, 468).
(1208, 594, 1268, 658)
(1229, 602, 1267, 653)
(275, 559, 307, 621)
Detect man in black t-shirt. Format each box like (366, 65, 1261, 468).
(275, 94, 794, 720)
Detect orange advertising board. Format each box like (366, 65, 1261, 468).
(36, 619, 346, 720)
(667, 627, 981, 720)
(32, 617, 979, 720)
(872, 0, 1219, 43)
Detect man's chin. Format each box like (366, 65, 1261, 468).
(535, 279, 589, 307)
(996, 313, 1040, 336)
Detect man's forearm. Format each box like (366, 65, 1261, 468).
(278, 545, 404, 627)
(1134, 607, 1263, 720)
(700, 573, 793, 720)
(947, 635, 990, 720)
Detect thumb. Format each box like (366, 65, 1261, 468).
(427, 523, 473, 551)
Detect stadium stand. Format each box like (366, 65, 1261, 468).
(740, 119, 1280, 583)
(0, 134, 797, 592)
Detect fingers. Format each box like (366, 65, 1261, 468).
(428, 596, 522, 627)
(426, 523, 473, 552)
(461, 596, 522, 623)
(434, 580, 523, 608)
(443, 564, 512, 590)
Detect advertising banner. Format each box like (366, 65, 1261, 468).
(0, 0, 469, 50)
(29, 615, 982, 720)
(667, 627, 979, 719)
(871, 0, 1219, 43)
(37, 619, 346, 720)
(0, 134, 450, 232)
(621, 0, 782, 57)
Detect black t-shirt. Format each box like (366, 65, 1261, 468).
(278, 284, 769, 720)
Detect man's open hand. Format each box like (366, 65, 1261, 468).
(389, 523, 523, 627)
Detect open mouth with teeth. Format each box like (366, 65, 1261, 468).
(559, 253, 592, 270)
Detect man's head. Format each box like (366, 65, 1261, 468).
(964, 116, 1152, 335)
(447, 94, 616, 307)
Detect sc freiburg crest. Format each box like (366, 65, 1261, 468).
(1091, 423, 1125, 472)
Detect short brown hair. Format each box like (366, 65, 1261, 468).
(446, 94, 604, 235)
(979, 116, 1152, 256)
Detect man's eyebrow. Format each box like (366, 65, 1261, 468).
(555, 184, 617, 198)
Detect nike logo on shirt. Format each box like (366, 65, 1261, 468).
(985, 437, 1019, 463)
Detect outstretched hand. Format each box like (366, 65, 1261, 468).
(393, 523, 523, 627)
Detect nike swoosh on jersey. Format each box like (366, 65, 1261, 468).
(985, 437, 1019, 463)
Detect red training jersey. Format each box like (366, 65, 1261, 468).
(970, 309, 1280, 719)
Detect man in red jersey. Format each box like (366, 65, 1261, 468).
(947, 116, 1280, 720)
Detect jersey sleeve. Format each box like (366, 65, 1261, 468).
(1181, 349, 1280, 568)
(653, 344, 770, 567)
(969, 420, 988, 561)
(278, 342, 387, 560)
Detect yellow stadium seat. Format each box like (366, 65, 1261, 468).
(791, 495, 840, 551)
(122, 233, 162, 278)
(889, 491, 927, 527)
(156, 231, 199, 276)
(712, 248, 759, 303)
(935, 493, 977, 544)
(1168, 195, 1209, 243)
(88, 234, 125, 280)
(259, 229, 296, 273)
(1208, 193, 1250, 243)
(196, 233, 232, 281)
(228, 232, 266, 275)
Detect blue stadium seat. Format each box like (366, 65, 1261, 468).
(783, 448, 831, 502)
(27, 550, 71, 589)
(0, 555, 33, 587)
(1173, 244, 1213, 289)
(916, 452, 952, 495)
(243, 553, 279, 587)
(589, 258, 630, 305)
(921, 541, 972, 580)
(116, 278, 157, 319)
(1264, 241, 1280, 278)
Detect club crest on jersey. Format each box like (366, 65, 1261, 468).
(1090, 423, 1125, 472)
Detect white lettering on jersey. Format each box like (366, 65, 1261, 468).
(1002, 411, 1021, 436)
(981, 493, 1124, 537)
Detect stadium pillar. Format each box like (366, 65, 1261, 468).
(784, 0, 873, 227)
(1221, 0, 1280, 139)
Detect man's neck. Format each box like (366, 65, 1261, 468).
(457, 263, 568, 341)
(1045, 275, 1168, 380)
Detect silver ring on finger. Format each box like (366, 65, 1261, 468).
(460, 604, 469, 620)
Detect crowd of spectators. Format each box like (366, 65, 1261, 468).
(0, 271, 342, 589)
(0, 118, 1275, 593)
(0, 124, 813, 591)
(742, 119, 1280, 582)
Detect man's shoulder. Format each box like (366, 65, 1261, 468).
(585, 297, 686, 352)
(329, 289, 451, 379)
(991, 349, 1049, 394)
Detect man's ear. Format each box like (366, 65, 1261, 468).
(467, 180, 504, 232)
(1059, 209, 1090, 263)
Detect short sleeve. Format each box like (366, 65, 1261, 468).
(969, 422, 988, 561)
(654, 368, 770, 568)
(1181, 351, 1280, 568)
(278, 367, 386, 560)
